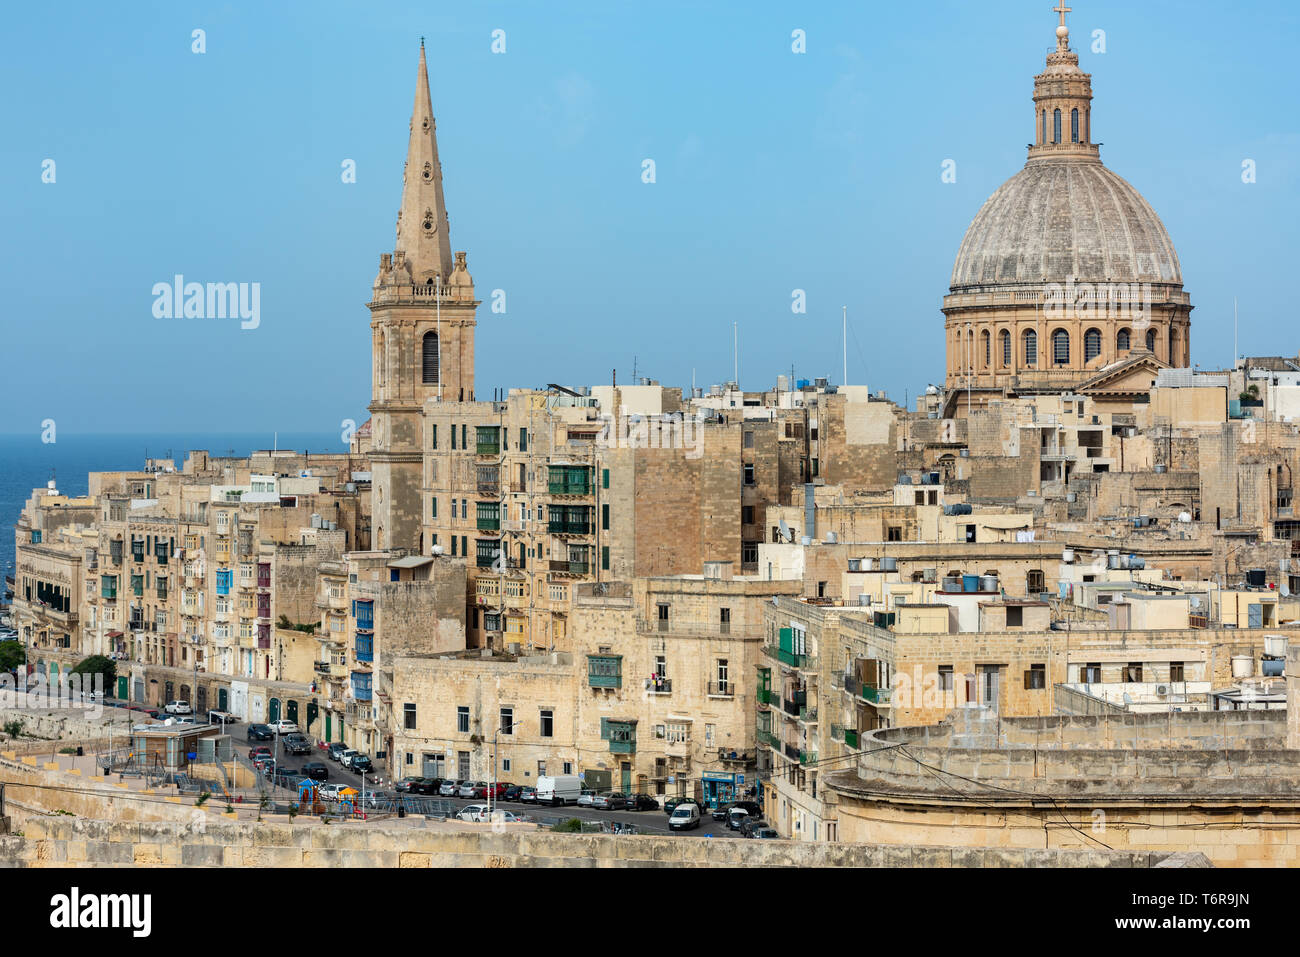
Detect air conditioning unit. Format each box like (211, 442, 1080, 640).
(1156, 685, 1169, 696)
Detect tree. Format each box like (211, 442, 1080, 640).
(70, 655, 116, 694)
(0, 642, 24, 675)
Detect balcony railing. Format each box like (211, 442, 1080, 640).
(548, 481, 592, 496)
(799, 751, 818, 767)
(757, 730, 780, 749)
(477, 517, 501, 532)
(645, 678, 672, 695)
(763, 645, 807, 669)
(783, 743, 800, 761)
(782, 698, 800, 716)
(707, 682, 735, 697)
(799, 707, 818, 724)
(548, 559, 589, 576)
(756, 688, 774, 705)
(609, 738, 636, 754)
(476, 442, 500, 456)
(547, 521, 593, 535)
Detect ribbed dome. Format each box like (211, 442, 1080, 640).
(950, 160, 1182, 291)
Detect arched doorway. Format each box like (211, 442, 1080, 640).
(268, 698, 281, 722)
(286, 699, 299, 724)
(179, 684, 190, 705)
(164, 681, 174, 702)
(196, 686, 207, 712)
(217, 687, 229, 712)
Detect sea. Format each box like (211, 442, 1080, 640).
(0, 432, 344, 581)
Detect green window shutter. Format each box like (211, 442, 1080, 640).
(602, 468, 610, 489)
(600, 718, 610, 740)
(779, 627, 793, 653)
(601, 546, 610, 570)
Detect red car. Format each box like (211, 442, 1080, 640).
(249, 746, 272, 762)
(484, 782, 509, 799)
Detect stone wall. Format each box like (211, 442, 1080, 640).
(0, 815, 1198, 868)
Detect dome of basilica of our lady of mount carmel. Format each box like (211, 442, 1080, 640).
(942, 4, 1192, 415)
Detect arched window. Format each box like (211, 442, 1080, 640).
(1041, 110, 1047, 145)
(421, 331, 440, 385)
(1146, 328, 1158, 353)
(1000, 329, 1011, 367)
(1084, 328, 1102, 362)
(1117, 328, 1131, 351)
(1053, 109, 1062, 144)
(981, 330, 991, 369)
(1071, 108, 1079, 143)
(1024, 329, 1038, 366)
(1170, 328, 1180, 366)
(1052, 329, 1070, 364)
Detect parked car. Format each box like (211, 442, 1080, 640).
(714, 800, 761, 822)
(270, 765, 299, 783)
(750, 827, 780, 839)
(577, 789, 597, 807)
(266, 719, 298, 735)
(395, 777, 427, 794)
(141, 709, 162, 720)
(326, 742, 348, 761)
(301, 762, 329, 781)
(351, 755, 374, 775)
(626, 793, 659, 811)
(163, 700, 191, 715)
(282, 733, 312, 755)
(457, 781, 482, 799)
(491, 810, 525, 823)
(249, 746, 272, 762)
(519, 786, 538, 803)
(458, 804, 490, 823)
(207, 709, 237, 726)
(727, 808, 753, 832)
(439, 780, 462, 797)
(247, 724, 273, 742)
(739, 816, 768, 838)
(503, 784, 524, 801)
(404, 777, 441, 795)
(484, 781, 508, 799)
(669, 804, 701, 831)
(592, 793, 627, 811)
(664, 796, 700, 815)
(337, 749, 359, 768)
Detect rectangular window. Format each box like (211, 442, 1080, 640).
(601, 546, 609, 571)
(1006, 606, 1024, 627)
(431, 497, 437, 519)
(720, 608, 731, 633)
(404, 703, 417, 730)
(432, 424, 437, 449)
(742, 506, 754, 525)
(462, 424, 467, 449)
(451, 424, 457, 450)
(518, 428, 528, 452)
(539, 709, 554, 738)
(743, 464, 755, 485)
(457, 706, 469, 733)
(502, 758, 511, 773)
(1023, 664, 1046, 690)
(562, 761, 572, 776)
(1124, 663, 1143, 683)
(1082, 662, 1102, 683)
(500, 707, 514, 735)
(938, 665, 954, 691)
(602, 504, 610, 530)
(744, 431, 754, 449)
(1170, 662, 1185, 683)
(602, 468, 609, 489)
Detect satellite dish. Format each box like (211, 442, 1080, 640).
(778, 519, 792, 542)
(1282, 584, 1292, 598)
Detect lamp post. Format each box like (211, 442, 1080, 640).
(489, 720, 520, 819)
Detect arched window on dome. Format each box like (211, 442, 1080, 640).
(1052, 329, 1070, 365)
(1071, 109, 1079, 144)
(1041, 110, 1047, 145)
(1023, 330, 1038, 367)
(1084, 108, 1090, 143)
(1053, 109, 1062, 144)
(1117, 328, 1131, 352)
(1146, 328, 1158, 353)
(421, 330, 440, 385)
(981, 330, 990, 369)
(1000, 330, 1011, 367)
(1084, 328, 1102, 363)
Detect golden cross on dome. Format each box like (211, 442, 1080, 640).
(1054, 2, 1072, 28)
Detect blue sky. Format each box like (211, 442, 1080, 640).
(1, 0, 1296, 434)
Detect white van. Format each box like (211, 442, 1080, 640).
(536, 774, 582, 806)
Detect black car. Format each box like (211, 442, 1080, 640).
(282, 733, 312, 755)
(664, 796, 700, 815)
(247, 724, 273, 741)
(395, 776, 426, 794)
(351, 755, 374, 775)
(714, 799, 761, 822)
(503, 784, 523, 801)
(270, 766, 299, 783)
(626, 793, 659, 811)
(301, 762, 329, 781)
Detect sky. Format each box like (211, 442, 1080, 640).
(1, 0, 1296, 435)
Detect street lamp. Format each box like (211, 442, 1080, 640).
(489, 720, 521, 819)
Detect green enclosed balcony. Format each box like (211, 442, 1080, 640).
(587, 654, 623, 689)
(756, 688, 775, 705)
(799, 751, 818, 766)
(844, 729, 860, 748)
(548, 466, 593, 496)
(476, 517, 500, 531)
(757, 729, 780, 749)
(476, 426, 500, 456)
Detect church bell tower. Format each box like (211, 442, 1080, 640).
(368, 40, 479, 552)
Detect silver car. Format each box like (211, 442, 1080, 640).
(439, 780, 460, 797)
(457, 781, 481, 799)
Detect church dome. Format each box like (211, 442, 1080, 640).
(950, 159, 1182, 292)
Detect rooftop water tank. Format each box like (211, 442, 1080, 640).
(1231, 655, 1254, 679)
(962, 575, 980, 593)
(881, 557, 899, 572)
(980, 575, 999, 592)
(1265, 635, 1288, 658)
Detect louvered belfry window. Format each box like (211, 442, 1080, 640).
(422, 331, 440, 384)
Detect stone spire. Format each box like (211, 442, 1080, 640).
(1027, 2, 1099, 163)
(392, 40, 454, 285)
